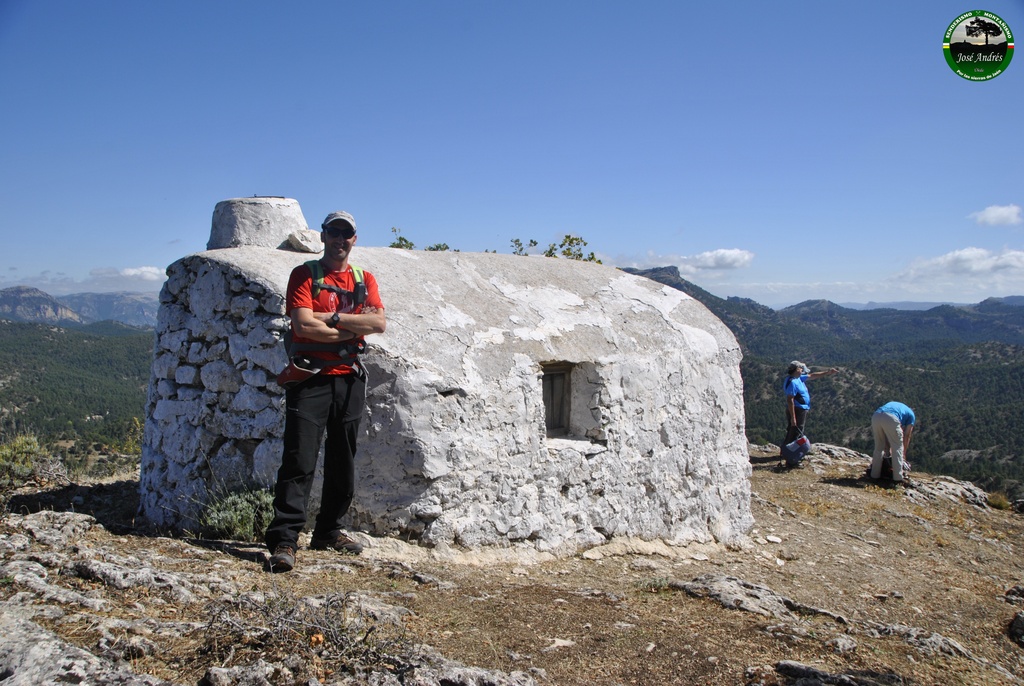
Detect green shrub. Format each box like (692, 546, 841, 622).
(0, 434, 45, 491)
(115, 417, 144, 455)
(635, 576, 672, 593)
(200, 488, 275, 542)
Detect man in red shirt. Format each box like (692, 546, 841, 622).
(265, 211, 386, 573)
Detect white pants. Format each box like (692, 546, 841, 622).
(870, 410, 905, 481)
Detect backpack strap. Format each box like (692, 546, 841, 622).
(306, 260, 325, 297)
(306, 260, 366, 305)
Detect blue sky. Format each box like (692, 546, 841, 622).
(1, 1, 1021, 307)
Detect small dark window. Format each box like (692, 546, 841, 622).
(542, 362, 572, 436)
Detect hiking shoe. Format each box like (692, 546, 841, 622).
(269, 544, 296, 573)
(895, 477, 915, 488)
(310, 531, 363, 555)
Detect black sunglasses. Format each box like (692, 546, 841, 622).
(323, 225, 356, 239)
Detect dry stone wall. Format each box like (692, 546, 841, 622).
(142, 252, 291, 529)
(140, 199, 753, 554)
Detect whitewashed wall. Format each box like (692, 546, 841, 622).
(139, 200, 753, 554)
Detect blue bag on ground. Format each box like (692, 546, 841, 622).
(781, 434, 811, 467)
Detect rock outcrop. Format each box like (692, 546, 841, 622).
(0, 510, 536, 686)
(139, 198, 752, 554)
(2, 445, 1021, 684)
(207, 196, 313, 251)
(0, 285, 84, 325)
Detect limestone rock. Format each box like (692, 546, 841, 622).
(208, 197, 309, 250)
(284, 228, 324, 253)
(675, 573, 798, 619)
(825, 634, 857, 654)
(0, 613, 180, 686)
(1009, 611, 1024, 645)
(774, 660, 901, 684)
(0, 505, 533, 686)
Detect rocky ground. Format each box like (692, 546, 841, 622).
(2, 445, 1023, 685)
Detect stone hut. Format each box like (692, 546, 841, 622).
(139, 197, 753, 554)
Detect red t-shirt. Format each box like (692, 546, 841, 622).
(287, 262, 384, 375)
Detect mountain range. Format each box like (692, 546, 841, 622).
(623, 266, 1024, 360)
(0, 286, 160, 328)
(3, 272, 1023, 498)
(5, 278, 1023, 342)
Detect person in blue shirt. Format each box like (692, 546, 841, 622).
(781, 360, 839, 457)
(870, 401, 916, 484)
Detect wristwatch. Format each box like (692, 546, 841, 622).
(329, 313, 341, 329)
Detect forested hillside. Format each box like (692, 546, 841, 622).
(627, 266, 1024, 500)
(742, 344, 1024, 494)
(0, 321, 152, 447)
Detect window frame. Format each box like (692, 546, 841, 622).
(541, 361, 573, 437)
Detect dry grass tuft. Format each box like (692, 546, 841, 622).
(792, 497, 836, 517)
(987, 491, 1012, 510)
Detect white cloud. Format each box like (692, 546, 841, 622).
(89, 266, 166, 282)
(901, 247, 1024, 277)
(0, 266, 166, 296)
(968, 204, 1023, 226)
(871, 247, 1024, 303)
(614, 248, 755, 275)
(682, 248, 755, 271)
(80, 266, 167, 292)
(616, 246, 1024, 307)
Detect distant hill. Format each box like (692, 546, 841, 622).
(777, 298, 1024, 353)
(59, 291, 160, 328)
(624, 267, 1024, 361)
(839, 300, 969, 310)
(0, 287, 158, 328)
(0, 286, 83, 326)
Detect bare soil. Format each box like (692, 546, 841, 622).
(3, 447, 1024, 685)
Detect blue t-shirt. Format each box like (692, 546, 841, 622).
(877, 401, 915, 427)
(784, 375, 810, 410)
